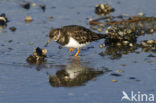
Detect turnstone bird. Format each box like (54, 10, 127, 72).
(47, 62, 104, 87)
(45, 25, 107, 56)
(0, 13, 8, 25)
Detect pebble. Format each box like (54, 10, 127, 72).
(147, 40, 155, 44)
(148, 60, 152, 63)
(39, 4, 46, 12)
(150, 28, 154, 33)
(123, 41, 129, 45)
(112, 79, 117, 82)
(48, 16, 54, 21)
(116, 42, 121, 46)
(121, 64, 126, 66)
(42, 48, 47, 55)
(97, 28, 102, 32)
(8, 40, 13, 43)
(95, 4, 115, 15)
(20, 2, 30, 9)
(25, 16, 33, 22)
(29, 42, 33, 45)
(9, 26, 16, 32)
(138, 12, 144, 16)
(148, 54, 156, 57)
(129, 77, 136, 79)
(129, 43, 133, 47)
(116, 70, 123, 73)
(141, 42, 148, 47)
(99, 44, 105, 48)
(32, 3, 37, 7)
(64, 76, 69, 81)
(111, 73, 121, 77)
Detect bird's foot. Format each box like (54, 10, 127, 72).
(74, 56, 80, 64)
(74, 48, 80, 57)
(68, 48, 75, 52)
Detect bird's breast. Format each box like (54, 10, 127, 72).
(65, 37, 89, 48)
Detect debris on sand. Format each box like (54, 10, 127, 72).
(32, 3, 37, 7)
(9, 26, 16, 32)
(20, 2, 30, 9)
(141, 40, 156, 52)
(26, 47, 47, 64)
(39, 4, 46, 12)
(90, 6, 156, 59)
(95, 4, 115, 16)
(25, 16, 33, 23)
(112, 79, 117, 82)
(0, 13, 8, 26)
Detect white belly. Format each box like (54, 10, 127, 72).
(65, 37, 89, 48)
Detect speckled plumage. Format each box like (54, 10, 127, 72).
(49, 25, 107, 47)
(45, 25, 107, 56)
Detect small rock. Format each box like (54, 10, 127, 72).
(32, 3, 37, 7)
(29, 42, 33, 45)
(97, 28, 102, 32)
(0, 13, 8, 25)
(112, 79, 117, 82)
(123, 41, 129, 45)
(99, 44, 105, 48)
(39, 4, 46, 12)
(8, 48, 12, 51)
(25, 16, 33, 23)
(20, 2, 30, 9)
(26, 47, 47, 64)
(8, 40, 13, 43)
(136, 80, 141, 82)
(138, 12, 144, 16)
(95, 4, 115, 15)
(149, 28, 154, 33)
(111, 73, 121, 77)
(148, 60, 152, 63)
(9, 26, 16, 32)
(141, 42, 148, 47)
(48, 16, 53, 21)
(148, 54, 156, 57)
(58, 46, 62, 49)
(116, 42, 121, 46)
(129, 43, 133, 47)
(121, 64, 126, 66)
(116, 70, 123, 73)
(147, 40, 155, 44)
(129, 77, 136, 79)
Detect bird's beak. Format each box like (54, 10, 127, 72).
(44, 39, 52, 47)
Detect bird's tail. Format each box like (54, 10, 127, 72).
(91, 33, 107, 41)
(97, 33, 108, 39)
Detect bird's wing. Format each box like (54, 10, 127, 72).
(68, 30, 101, 44)
(62, 25, 105, 44)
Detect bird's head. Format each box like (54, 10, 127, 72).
(44, 28, 61, 47)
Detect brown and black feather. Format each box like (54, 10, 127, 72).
(49, 25, 107, 46)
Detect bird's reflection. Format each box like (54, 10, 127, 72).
(47, 58, 110, 87)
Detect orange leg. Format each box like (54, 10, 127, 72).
(75, 48, 80, 57)
(74, 56, 80, 64)
(68, 48, 75, 52)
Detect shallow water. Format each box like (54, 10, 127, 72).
(0, 0, 156, 103)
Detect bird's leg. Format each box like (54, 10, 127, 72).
(74, 56, 80, 64)
(68, 48, 75, 52)
(74, 48, 80, 57)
